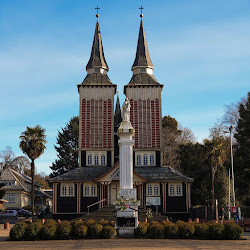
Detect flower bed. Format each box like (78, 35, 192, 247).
(9, 219, 243, 241)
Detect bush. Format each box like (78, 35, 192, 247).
(209, 223, 225, 240)
(25, 222, 43, 240)
(41, 220, 57, 240)
(224, 223, 243, 240)
(56, 221, 72, 240)
(163, 221, 178, 239)
(102, 225, 117, 239)
(88, 223, 103, 238)
(135, 222, 149, 238)
(86, 219, 96, 227)
(99, 219, 109, 227)
(193, 223, 209, 239)
(176, 221, 195, 239)
(71, 220, 84, 238)
(74, 223, 88, 239)
(149, 221, 164, 239)
(9, 221, 28, 241)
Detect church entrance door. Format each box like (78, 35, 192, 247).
(110, 181, 119, 205)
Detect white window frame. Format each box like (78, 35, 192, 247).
(7, 194, 15, 203)
(135, 152, 155, 166)
(147, 184, 152, 196)
(61, 183, 75, 197)
(154, 184, 159, 196)
(168, 183, 183, 196)
(86, 152, 107, 166)
(83, 183, 97, 197)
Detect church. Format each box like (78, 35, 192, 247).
(50, 10, 193, 220)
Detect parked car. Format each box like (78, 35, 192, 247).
(16, 208, 32, 218)
(0, 209, 18, 219)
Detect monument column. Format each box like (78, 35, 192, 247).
(116, 98, 139, 237)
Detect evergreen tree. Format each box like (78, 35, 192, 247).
(50, 116, 79, 177)
(235, 92, 250, 204)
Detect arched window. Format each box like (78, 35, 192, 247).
(62, 185, 67, 196)
(154, 185, 159, 196)
(68, 185, 74, 196)
(94, 154, 99, 166)
(143, 154, 148, 166)
(147, 185, 152, 196)
(91, 185, 96, 196)
(101, 154, 106, 165)
(150, 154, 154, 165)
(85, 185, 89, 196)
(87, 154, 92, 165)
(137, 154, 141, 166)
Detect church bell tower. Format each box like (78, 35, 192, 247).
(78, 9, 117, 168)
(124, 10, 164, 167)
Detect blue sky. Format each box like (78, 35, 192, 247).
(1, 0, 249, 175)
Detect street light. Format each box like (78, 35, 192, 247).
(229, 125, 236, 207)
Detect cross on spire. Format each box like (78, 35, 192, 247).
(139, 5, 144, 18)
(95, 5, 100, 18)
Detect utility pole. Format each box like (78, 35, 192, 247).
(228, 168, 231, 220)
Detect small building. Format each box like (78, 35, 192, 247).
(0, 168, 51, 209)
(50, 13, 193, 220)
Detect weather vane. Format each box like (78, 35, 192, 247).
(95, 5, 100, 18)
(139, 6, 144, 18)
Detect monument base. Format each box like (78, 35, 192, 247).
(115, 201, 140, 238)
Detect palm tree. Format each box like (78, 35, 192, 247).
(19, 125, 47, 219)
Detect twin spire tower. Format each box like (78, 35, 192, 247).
(78, 6, 163, 170)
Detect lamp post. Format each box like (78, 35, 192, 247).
(229, 125, 236, 207)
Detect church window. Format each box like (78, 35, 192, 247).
(176, 184, 182, 195)
(94, 154, 99, 166)
(68, 185, 74, 196)
(91, 185, 96, 196)
(87, 154, 92, 165)
(87, 152, 107, 166)
(154, 185, 159, 196)
(147, 185, 152, 196)
(169, 184, 175, 196)
(169, 183, 182, 196)
(84, 185, 90, 196)
(137, 154, 141, 166)
(62, 185, 67, 196)
(101, 154, 106, 165)
(61, 183, 74, 196)
(135, 152, 155, 166)
(143, 154, 148, 166)
(150, 154, 154, 165)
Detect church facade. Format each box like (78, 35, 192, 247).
(50, 14, 193, 220)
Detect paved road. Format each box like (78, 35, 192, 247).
(0, 232, 249, 250)
(0, 238, 250, 250)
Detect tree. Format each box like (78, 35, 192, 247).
(162, 116, 181, 169)
(19, 125, 47, 219)
(0, 147, 30, 174)
(50, 116, 79, 177)
(177, 126, 196, 144)
(203, 124, 228, 206)
(234, 92, 250, 204)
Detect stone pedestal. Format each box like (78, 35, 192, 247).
(116, 121, 139, 237)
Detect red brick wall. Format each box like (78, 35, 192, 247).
(81, 99, 112, 148)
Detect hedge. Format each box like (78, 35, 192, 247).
(8, 219, 244, 241)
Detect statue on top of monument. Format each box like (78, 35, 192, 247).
(122, 98, 130, 122)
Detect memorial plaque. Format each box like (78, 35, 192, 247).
(118, 188, 137, 200)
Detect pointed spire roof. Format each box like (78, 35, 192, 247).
(132, 19, 154, 70)
(86, 19, 109, 72)
(114, 94, 122, 129)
